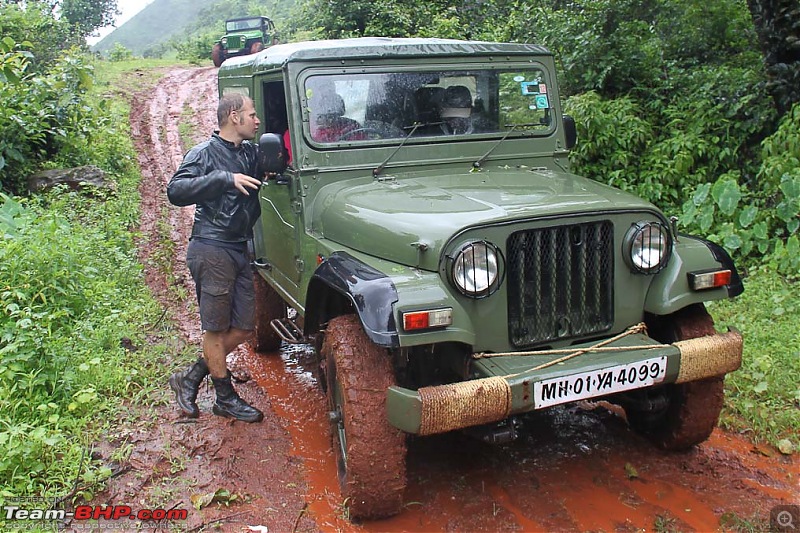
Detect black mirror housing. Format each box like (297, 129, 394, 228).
(562, 115, 577, 150)
(257, 133, 288, 176)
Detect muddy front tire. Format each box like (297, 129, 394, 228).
(211, 43, 225, 67)
(625, 304, 725, 450)
(252, 272, 285, 353)
(321, 315, 406, 520)
(249, 41, 264, 54)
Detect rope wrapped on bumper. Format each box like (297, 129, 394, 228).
(418, 377, 511, 436)
(412, 328, 741, 436)
(675, 329, 743, 383)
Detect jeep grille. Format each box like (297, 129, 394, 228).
(507, 221, 614, 347)
(227, 36, 245, 50)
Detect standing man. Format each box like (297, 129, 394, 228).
(167, 93, 264, 423)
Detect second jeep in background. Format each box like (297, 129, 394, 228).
(211, 16, 276, 67)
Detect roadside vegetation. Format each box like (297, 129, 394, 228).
(0, 0, 797, 516)
(0, 14, 182, 520)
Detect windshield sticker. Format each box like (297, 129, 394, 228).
(539, 83, 547, 94)
(536, 94, 549, 109)
(520, 81, 539, 95)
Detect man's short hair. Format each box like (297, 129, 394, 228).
(217, 94, 252, 127)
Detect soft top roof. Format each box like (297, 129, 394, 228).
(218, 37, 551, 74)
(225, 16, 272, 22)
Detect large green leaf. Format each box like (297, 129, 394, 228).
(712, 178, 742, 216)
(780, 175, 800, 201)
(738, 205, 758, 228)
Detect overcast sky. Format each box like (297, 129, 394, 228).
(86, 0, 155, 45)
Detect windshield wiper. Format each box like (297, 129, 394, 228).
(373, 122, 425, 177)
(472, 123, 539, 169)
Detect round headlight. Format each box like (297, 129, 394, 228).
(624, 221, 672, 274)
(450, 241, 503, 298)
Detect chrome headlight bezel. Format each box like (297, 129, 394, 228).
(623, 221, 673, 274)
(447, 240, 504, 298)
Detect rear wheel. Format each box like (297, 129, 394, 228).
(321, 315, 406, 519)
(251, 272, 285, 353)
(211, 43, 225, 67)
(624, 304, 725, 450)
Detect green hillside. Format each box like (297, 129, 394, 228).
(91, 0, 216, 56)
(92, 0, 297, 59)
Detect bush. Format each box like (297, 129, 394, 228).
(680, 104, 800, 277)
(107, 43, 134, 62)
(0, 38, 109, 194)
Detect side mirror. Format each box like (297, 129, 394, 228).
(562, 115, 578, 150)
(257, 133, 288, 176)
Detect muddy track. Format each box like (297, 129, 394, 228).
(97, 66, 797, 533)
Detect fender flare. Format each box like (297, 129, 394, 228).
(306, 251, 399, 347)
(645, 234, 743, 315)
(688, 234, 744, 297)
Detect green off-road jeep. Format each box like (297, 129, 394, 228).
(211, 16, 276, 67)
(218, 38, 744, 520)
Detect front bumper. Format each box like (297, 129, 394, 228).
(386, 329, 742, 435)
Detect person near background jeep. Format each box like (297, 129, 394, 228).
(166, 93, 265, 423)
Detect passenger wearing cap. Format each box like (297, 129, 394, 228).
(439, 85, 476, 135)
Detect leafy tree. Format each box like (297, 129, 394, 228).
(59, 0, 119, 39)
(0, 1, 76, 67)
(1, 0, 117, 42)
(746, 0, 800, 116)
(289, 0, 503, 40)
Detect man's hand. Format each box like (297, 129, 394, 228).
(232, 173, 262, 195)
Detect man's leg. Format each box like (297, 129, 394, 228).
(203, 328, 252, 378)
(205, 328, 263, 423)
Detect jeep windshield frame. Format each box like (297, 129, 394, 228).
(299, 64, 555, 151)
(225, 18, 266, 32)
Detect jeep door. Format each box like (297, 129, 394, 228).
(253, 78, 303, 297)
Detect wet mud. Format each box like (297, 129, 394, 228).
(248, 343, 797, 532)
(101, 65, 798, 532)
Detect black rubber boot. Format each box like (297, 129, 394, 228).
(169, 358, 209, 418)
(212, 374, 264, 423)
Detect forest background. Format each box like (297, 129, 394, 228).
(0, 0, 798, 511)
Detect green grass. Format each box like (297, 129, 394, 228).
(710, 267, 800, 453)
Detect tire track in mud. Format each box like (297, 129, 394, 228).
(126, 66, 797, 533)
(133, 67, 214, 344)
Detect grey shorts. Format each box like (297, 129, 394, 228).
(186, 239, 255, 332)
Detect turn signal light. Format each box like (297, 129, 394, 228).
(402, 308, 453, 331)
(688, 269, 732, 290)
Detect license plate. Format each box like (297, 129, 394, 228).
(533, 356, 667, 409)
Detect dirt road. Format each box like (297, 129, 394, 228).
(103, 65, 798, 532)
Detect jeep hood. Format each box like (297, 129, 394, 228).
(314, 168, 658, 270)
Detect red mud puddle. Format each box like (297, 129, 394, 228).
(242, 345, 798, 532)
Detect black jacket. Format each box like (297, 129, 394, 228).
(167, 133, 261, 243)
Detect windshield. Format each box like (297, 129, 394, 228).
(226, 19, 262, 31)
(302, 67, 553, 145)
